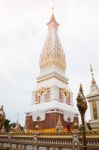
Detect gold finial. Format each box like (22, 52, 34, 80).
(90, 64, 94, 79)
(90, 64, 96, 84)
(79, 83, 83, 94)
(52, 7, 54, 15)
(47, 7, 59, 30)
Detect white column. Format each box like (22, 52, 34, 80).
(96, 101, 99, 120)
(90, 102, 94, 120)
(50, 87, 59, 100)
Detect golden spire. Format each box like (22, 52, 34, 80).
(47, 8, 59, 30)
(13, 114, 22, 133)
(39, 10, 66, 72)
(56, 114, 63, 131)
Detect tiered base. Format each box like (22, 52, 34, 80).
(25, 112, 78, 131)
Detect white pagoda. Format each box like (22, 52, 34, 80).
(25, 12, 78, 131)
(87, 65, 99, 129)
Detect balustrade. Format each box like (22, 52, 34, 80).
(0, 133, 99, 150)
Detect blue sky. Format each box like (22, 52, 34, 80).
(0, 0, 99, 125)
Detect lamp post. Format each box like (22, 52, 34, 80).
(76, 84, 87, 150)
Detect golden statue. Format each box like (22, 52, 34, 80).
(0, 105, 5, 130)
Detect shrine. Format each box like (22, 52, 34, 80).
(25, 11, 78, 132)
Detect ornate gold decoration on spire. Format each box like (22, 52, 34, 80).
(39, 10, 66, 72)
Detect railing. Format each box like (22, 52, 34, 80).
(0, 131, 99, 150)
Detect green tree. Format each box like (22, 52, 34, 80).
(4, 119, 10, 132)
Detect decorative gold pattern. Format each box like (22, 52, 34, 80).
(59, 91, 64, 102)
(92, 101, 98, 120)
(59, 88, 72, 104)
(35, 87, 49, 103)
(39, 14, 66, 72)
(38, 87, 48, 96)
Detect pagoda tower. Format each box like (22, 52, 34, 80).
(87, 65, 99, 129)
(25, 11, 78, 131)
